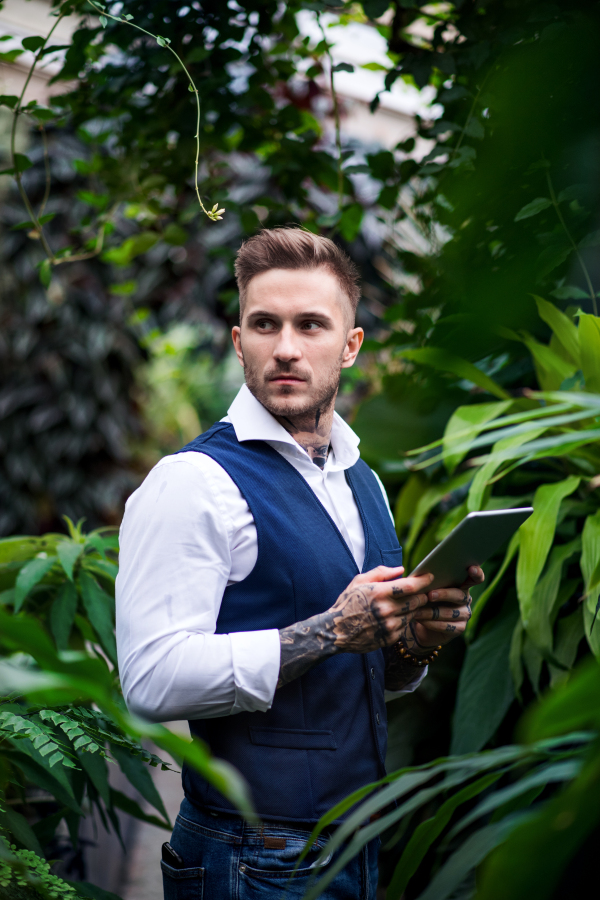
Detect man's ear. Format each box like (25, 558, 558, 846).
(231, 325, 245, 368)
(341, 327, 364, 368)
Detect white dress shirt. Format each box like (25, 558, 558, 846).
(116, 384, 425, 723)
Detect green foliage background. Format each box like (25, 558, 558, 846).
(2, 0, 600, 897)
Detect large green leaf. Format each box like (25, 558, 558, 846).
(549, 608, 585, 685)
(50, 581, 78, 650)
(466, 532, 520, 639)
(451, 611, 518, 755)
(386, 771, 503, 900)
(534, 296, 580, 368)
(394, 473, 428, 538)
(521, 334, 576, 390)
(448, 759, 581, 841)
(13, 556, 58, 613)
(477, 749, 600, 900)
(404, 470, 473, 562)
(77, 571, 117, 665)
(579, 313, 600, 391)
(442, 401, 512, 475)
(77, 746, 111, 807)
(466, 428, 547, 512)
(525, 538, 581, 653)
(0, 806, 44, 855)
(111, 744, 169, 820)
(416, 820, 517, 900)
(397, 348, 510, 400)
(56, 540, 85, 581)
(516, 476, 580, 627)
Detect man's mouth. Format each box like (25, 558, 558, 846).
(269, 375, 306, 384)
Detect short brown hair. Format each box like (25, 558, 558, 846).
(234, 227, 361, 322)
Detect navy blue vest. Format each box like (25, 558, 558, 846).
(178, 422, 402, 823)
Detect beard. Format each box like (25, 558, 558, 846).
(243, 353, 343, 421)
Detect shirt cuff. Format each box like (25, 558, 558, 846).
(384, 665, 428, 702)
(229, 629, 281, 714)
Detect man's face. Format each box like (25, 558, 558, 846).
(232, 267, 363, 419)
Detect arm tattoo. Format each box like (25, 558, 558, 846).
(278, 611, 337, 688)
(278, 585, 390, 688)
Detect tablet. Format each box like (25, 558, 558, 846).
(409, 507, 533, 591)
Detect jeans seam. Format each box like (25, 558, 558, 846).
(176, 813, 242, 845)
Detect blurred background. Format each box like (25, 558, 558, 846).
(2, 0, 600, 897)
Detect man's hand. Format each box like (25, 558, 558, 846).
(403, 565, 485, 655)
(277, 565, 434, 688)
(277, 564, 486, 690)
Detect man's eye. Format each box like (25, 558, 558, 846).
(303, 321, 321, 331)
(256, 320, 274, 330)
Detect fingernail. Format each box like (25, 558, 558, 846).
(430, 591, 438, 600)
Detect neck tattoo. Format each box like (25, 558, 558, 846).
(276, 407, 333, 470)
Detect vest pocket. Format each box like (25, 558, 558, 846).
(249, 727, 337, 750)
(161, 860, 204, 900)
(381, 547, 403, 566)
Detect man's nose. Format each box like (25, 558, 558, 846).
(273, 325, 302, 361)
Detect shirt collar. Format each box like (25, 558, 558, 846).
(223, 384, 360, 472)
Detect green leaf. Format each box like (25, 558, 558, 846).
(404, 470, 473, 563)
(550, 608, 585, 685)
(578, 313, 600, 392)
(66, 882, 123, 900)
(397, 348, 510, 400)
(338, 203, 364, 242)
(509, 617, 525, 699)
(77, 745, 111, 806)
(162, 222, 188, 245)
(514, 197, 552, 220)
(525, 538, 581, 653)
(387, 771, 502, 899)
(102, 231, 158, 266)
(99, 15, 108, 27)
(111, 744, 169, 820)
(0, 94, 19, 109)
(362, 0, 390, 18)
(581, 510, 600, 654)
(50, 581, 78, 650)
(0, 805, 44, 855)
(466, 531, 521, 639)
(450, 610, 518, 755)
(156, 35, 171, 47)
(56, 540, 84, 581)
(39, 258, 52, 288)
(22, 35, 45, 52)
(443, 401, 512, 474)
(394, 473, 428, 538)
(448, 759, 581, 842)
(110, 787, 170, 829)
(14, 556, 57, 612)
(521, 333, 576, 390)
(476, 749, 600, 900)
(516, 476, 580, 627)
(0, 49, 24, 63)
(77, 571, 117, 664)
(534, 296, 580, 368)
(466, 428, 547, 512)
(550, 285, 590, 301)
(417, 821, 517, 900)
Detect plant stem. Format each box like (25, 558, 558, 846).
(10, 12, 64, 261)
(546, 169, 598, 316)
(37, 124, 51, 221)
(318, 15, 343, 207)
(86, 0, 215, 220)
(450, 69, 490, 162)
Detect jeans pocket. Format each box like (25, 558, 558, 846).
(161, 860, 204, 900)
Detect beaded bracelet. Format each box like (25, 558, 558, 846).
(395, 641, 442, 668)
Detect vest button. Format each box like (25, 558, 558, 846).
(370, 667, 375, 679)
(240, 865, 247, 873)
(376, 712, 380, 724)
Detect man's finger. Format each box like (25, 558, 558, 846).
(384, 573, 434, 598)
(353, 565, 405, 585)
(427, 587, 470, 605)
(460, 565, 485, 589)
(414, 604, 471, 623)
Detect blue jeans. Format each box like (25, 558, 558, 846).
(162, 798, 380, 900)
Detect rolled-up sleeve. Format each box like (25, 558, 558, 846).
(116, 455, 280, 722)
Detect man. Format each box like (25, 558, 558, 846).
(116, 228, 482, 899)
